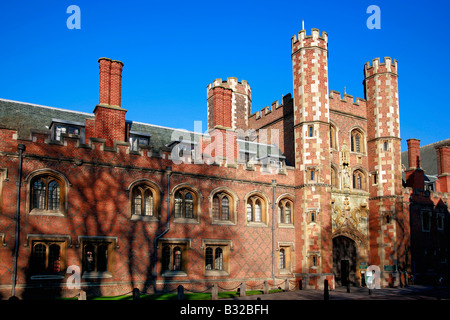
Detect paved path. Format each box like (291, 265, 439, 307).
(223, 285, 450, 300)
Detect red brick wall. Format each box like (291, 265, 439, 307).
(0, 127, 296, 298)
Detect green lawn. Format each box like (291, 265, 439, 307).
(70, 289, 283, 300)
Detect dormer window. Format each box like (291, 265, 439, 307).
(50, 119, 84, 142)
(239, 151, 256, 164)
(129, 132, 151, 151)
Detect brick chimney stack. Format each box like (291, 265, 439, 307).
(109, 60, 124, 107)
(85, 58, 127, 147)
(98, 58, 124, 107)
(436, 146, 450, 193)
(405, 138, 424, 190)
(407, 138, 421, 169)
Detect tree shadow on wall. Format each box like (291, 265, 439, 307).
(18, 139, 173, 299)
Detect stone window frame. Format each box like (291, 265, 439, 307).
(209, 187, 238, 225)
(352, 167, 368, 191)
(127, 179, 162, 222)
(306, 166, 319, 183)
(331, 164, 339, 188)
(306, 208, 319, 225)
(308, 251, 320, 269)
(277, 242, 294, 275)
(158, 238, 191, 277)
(330, 122, 338, 150)
(244, 191, 269, 227)
(171, 183, 201, 224)
(25, 169, 71, 217)
(201, 239, 232, 277)
(277, 195, 295, 226)
(25, 234, 72, 280)
(350, 127, 366, 155)
(78, 236, 118, 279)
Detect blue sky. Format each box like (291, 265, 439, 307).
(0, 0, 448, 151)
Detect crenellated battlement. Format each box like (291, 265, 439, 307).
(207, 77, 251, 98)
(364, 57, 398, 78)
(248, 93, 293, 129)
(291, 28, 328, 53)
(0, 127, 295, 182)
(329, 90, 366, 106)
(329, 90, 367, 119)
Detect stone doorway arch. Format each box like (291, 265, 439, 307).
(333, 235, 357, 286)
(332, 229, 368, 287)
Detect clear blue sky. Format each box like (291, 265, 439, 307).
(0, 0, 448, 151)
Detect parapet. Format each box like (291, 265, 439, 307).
(364, 57, 398, 78)
(291, 28, 328, 53)
(248, 93, 293, 129)
(329, 90, 367, 118)
(207, 77, 251, 98)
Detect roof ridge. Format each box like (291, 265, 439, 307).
(420, 138, 450, 148)
(0, 98, 94, 117)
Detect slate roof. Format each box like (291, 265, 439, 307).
(0, 98, 94, 139)
(401, 138, 450, 176)
(0, 98, 284, 160)
(401, 138, 450, 185)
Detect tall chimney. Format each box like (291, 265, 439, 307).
(405, 138, 424, 190)
(87, 57, 127, 148)
(98, 58, 112, 106)
(436, 146, 450, 193)
(109, 60, 124, 107)
(407, 138, 421, 169)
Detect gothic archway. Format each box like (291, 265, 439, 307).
(332, 235, 357, 287)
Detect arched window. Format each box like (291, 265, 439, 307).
(351, 129, 365, 153)
(30, 172, 66, 214)
(330, 124, 337, 149)
(211, 191, 233, 222)
(246, 194, 266, 224)
(278, 198, 293, 224)
(331, 166, 338, 188)
(352, 169, 367, 190)
(174, 187, 198, 220)
(131, 182, 159, 217)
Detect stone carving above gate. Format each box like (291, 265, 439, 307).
(332, 196, 368, 247)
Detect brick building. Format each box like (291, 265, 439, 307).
(0, 27, 448, 299)
(401, 139, 450, 284)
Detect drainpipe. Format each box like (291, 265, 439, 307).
(153, 166, 172, 276)
(271, 179, 276, 289)
(11, 144, 25, 298)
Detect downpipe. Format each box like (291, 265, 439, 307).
(11, 144, 26, 298)
(153, 166, 172, 276)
